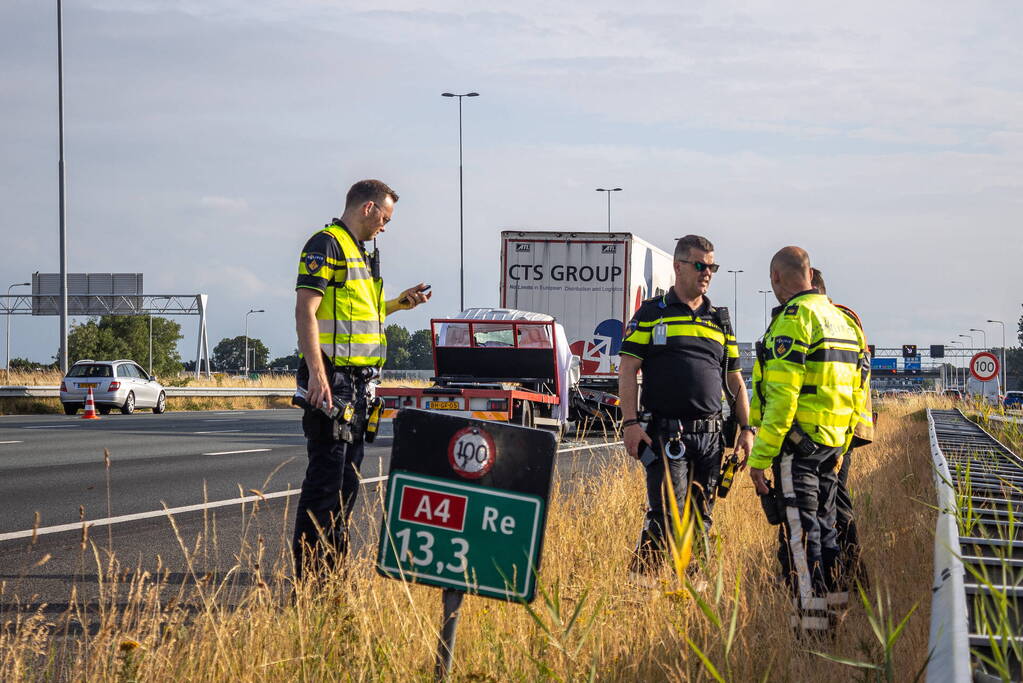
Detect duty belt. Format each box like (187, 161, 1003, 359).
(334, 366, 379, 382)
(646, 413, 724, 434)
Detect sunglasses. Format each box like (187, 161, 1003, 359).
(677, 259, 720, 273)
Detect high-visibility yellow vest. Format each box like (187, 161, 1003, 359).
(748, 291, 867, 469)
(298, 225, 387, 367)
(834, 303, 874, 446)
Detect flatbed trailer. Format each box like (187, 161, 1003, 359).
(378, 313, 606, 435)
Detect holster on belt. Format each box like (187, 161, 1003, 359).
(759, 479, 784, 525)
(785, 421, 820, 458)
(722, 414, 739, 450)
(653, 416, 685, 460)
(294, 359, 372, 444)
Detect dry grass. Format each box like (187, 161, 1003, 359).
(0, 397, 945, 681)
(0, 371, 429, 415)
(3, 369, 430, 389)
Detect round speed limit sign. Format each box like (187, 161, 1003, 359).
(970, 351, 1000, 382)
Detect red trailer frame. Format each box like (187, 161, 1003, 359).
(377, 318, 563, 425)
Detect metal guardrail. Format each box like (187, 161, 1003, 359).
(0, 385, 292, 398)
(927, 408, 1023, 682)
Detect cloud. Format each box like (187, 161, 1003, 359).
(2, 0, 1022, 360)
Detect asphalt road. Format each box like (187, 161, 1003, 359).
(0, 409, 620, 625)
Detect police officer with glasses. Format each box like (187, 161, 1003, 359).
(619, 234, 754, 581)
(292, 179, 431, 580)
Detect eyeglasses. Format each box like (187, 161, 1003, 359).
(677, 259, 720, 273)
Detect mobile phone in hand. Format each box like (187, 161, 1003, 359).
(402, 284, 431, 305)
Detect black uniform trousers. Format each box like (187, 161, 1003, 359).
(292, 369, 368, 579)
(771, 444, 843, 634)
(834, 448, 866, 592)
(635, 422, 722, 566)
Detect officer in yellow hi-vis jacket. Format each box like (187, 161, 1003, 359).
(748, 247, 867, 636)
(810, 267, 874, 598)
(292, 179, 431, 578)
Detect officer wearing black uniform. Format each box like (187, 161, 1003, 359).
(292, 179, 430, 579)
(619, 234, 755, 577)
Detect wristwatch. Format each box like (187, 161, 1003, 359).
(740, 425, 757, 435)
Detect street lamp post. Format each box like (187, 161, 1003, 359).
(727, 270, 743, 339)
(987, 319, 1006, 391)
(970, 328, 986, 350)
(595, 188, 622, 232)
(757, 290, 772, 330)
(57, 0, 69, 373)
(243, 309, 264, 375)
(949, 340, 963, 390)
(441, 91, 479, 312)
(5, 282, 31, 381)
(959, 333, 974, 350)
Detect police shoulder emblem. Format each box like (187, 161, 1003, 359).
(773, 335, 794, 358)
(625, 317, 640, 335)
(303, 252, 326, 273)
(784, 304, 799, 316)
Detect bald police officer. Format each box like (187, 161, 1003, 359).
(748, 247, 868, 635)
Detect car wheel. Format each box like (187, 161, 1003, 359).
(153, 392, 167, 414)
(121, 392, 136, 415)
(62, 404, 78, 416)
(99, 406, 112, 415)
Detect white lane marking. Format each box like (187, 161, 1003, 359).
(202, 419, 234, 422)
(0, 438, 610, 543)
(202, 448, 272, 456)
(0, 475, 390, 542)
(557, 440, 623, 453)
(0, 440, 24, 444)
(194, 430, 242, 434)
(23, 425, 77, 429)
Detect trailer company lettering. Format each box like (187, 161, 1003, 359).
(501, 232, 674, 378)
(507, 264, 622, 282)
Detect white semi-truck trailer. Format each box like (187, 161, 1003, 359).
(500, 231, 675, 388)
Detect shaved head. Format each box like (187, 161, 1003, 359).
(770, 246, 811, 278)
(769, 246, 813, 304)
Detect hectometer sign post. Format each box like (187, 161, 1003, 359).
(376, 409, 557, 680)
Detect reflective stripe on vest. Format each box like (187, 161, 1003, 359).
(315, 225, 387, 367)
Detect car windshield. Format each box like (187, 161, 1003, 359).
(67, 364, 113, 378)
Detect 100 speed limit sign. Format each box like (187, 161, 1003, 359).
(970, 352, 1000, 382)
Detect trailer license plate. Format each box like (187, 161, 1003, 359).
(78, 383, 98, 389)
(429, 401, 459, 410)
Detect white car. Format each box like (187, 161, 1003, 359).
(60, 359, 167, 415)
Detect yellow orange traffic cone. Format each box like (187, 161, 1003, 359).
(82, 388, 100, 420)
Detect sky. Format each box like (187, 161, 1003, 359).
(2, 0, 1022, 368)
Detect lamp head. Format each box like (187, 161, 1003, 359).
(441, 92, 455, 97)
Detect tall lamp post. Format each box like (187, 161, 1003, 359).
(959, 332, 974, 351)
(970, 327, 987, 350)
(727, 269, 743, 339)
(243, 309, 264, 375)
(57, 0, 69, 373)
(757, 289, 772, 330)
(987, 319, 1006, 391)
(595, 188, 622, 232)
(5, 282, 31, 380)
(441, 91, 479, 312)
(948, 340, 963, 390)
